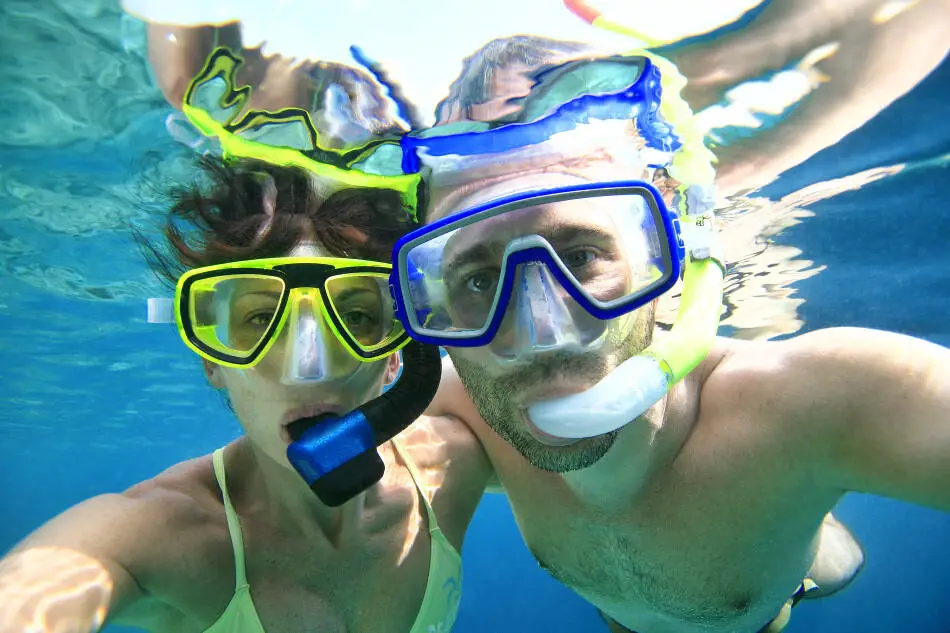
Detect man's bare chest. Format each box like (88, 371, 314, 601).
(506, 469, 832, 632)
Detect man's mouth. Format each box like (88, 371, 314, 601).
(511, 380, 598, 446)
(520, 409, 580, 447)
(515, 380, 590, 406)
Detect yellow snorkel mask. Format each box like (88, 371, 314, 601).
(146, 46, 443, 506)
(178, 47, 424, 219)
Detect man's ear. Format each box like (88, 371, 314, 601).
(203, 359, 225, 389)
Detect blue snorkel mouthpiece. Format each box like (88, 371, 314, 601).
(286, 340, 441, 506)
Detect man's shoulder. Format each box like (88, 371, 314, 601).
(698, 328, 889, 432)
(401, 356, 497, 491)
(705, 327, 895, 385)
(398, 411, 483, 459)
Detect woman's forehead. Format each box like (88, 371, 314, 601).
(287, 241, 330, 257)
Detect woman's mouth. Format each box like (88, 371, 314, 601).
(280, 404, 346, 443)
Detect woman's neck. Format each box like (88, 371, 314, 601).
(224, 438, 371, 546)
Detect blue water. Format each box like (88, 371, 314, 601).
(2, 3, 949, 632)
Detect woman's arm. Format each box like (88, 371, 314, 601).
(0, 489, 176, 633)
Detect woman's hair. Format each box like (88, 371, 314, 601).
(139, 155, 418, 288)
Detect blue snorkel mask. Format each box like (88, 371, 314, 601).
(388, 52, 725, 440)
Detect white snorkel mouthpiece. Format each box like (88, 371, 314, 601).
(527, 354, 670, 438)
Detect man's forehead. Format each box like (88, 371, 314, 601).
(456, 171, 587, 210)
(428, 159, 645, 223)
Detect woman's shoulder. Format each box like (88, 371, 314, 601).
(112, 450, 239, 626)
(123, 450, 223, 520)
(114, 450, 236, 580)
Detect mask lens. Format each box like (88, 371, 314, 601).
(404, 189, 673, 337)
(324, 273, 402, 353)
(188, 274, 285, 359)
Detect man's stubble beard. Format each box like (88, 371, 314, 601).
(449, 306, 656, 473)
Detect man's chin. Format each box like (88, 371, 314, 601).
(507, 412, 617, 473)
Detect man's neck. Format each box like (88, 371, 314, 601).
(560, 379, 694, 509)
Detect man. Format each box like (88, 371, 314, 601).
(400, 36, 950, 633)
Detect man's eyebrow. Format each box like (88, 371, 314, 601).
(543, 225, 618, 245)
(443, 242, 501, 276)
(443, 224, 619, 273)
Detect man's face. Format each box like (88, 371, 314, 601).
(427, 171, 658, 472)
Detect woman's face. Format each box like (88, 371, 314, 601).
(203, 242, 399, 468)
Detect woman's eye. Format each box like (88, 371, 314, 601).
(464, 270, 499, 294)
(343, 311, 375, 327)
(246, 312, 274, 326)
(563, 248, 597, 269)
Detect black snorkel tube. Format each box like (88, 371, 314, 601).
(286, 340, 442, 506)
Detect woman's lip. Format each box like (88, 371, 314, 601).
(280, 404, 347, 444)
(280, 403, 345, 427)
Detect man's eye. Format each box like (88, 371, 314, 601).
(563, 248, 597, 269)
(464, 270, 499, 294)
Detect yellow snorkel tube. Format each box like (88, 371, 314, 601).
(525, 8, 725, 437)
(624, 13, 725, 390)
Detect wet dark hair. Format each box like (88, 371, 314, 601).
(139, 154, 418, 288)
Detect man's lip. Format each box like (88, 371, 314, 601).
(514, 381, 591, 409)
(519, 410, 580, 447)
(513, 381, 594, 447)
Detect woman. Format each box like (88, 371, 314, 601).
(0, 156, 493, 633)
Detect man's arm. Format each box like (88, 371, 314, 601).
(784, 327, 950, 511)
(425, 354, 504, 494)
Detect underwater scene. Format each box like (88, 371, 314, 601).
(1, 1, 949, 632)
